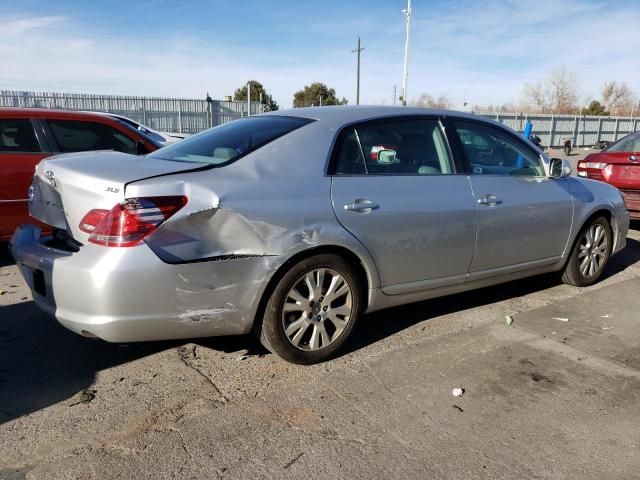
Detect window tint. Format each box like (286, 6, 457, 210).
(0, 119, 41, 153)
(150, 116, 312, 165)
(334, 119, 455, 175)
(452, 120, 544, 176)
(47, 120, 137, 154)
(607, 132, 640, 153)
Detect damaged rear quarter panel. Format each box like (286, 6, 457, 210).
(125, 120, 381, 295)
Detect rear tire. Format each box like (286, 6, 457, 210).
(258, 254, 363, 365)
(561, 216, 612, 287)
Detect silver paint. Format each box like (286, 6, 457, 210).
(10, 106, 630, 343)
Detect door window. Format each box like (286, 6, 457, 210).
(334, 119, 455, 175)
(452, 120, 544, 176)
(0, 119, 41, 153)
(47, 120, 137, 154)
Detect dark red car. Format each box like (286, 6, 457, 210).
(0, 108, 161, 241)
(577, 131, 640, 219)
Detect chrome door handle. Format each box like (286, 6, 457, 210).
(477, 194, 502, 206)
(344, 199, 380, 213)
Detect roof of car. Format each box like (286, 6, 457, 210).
(0, 107, 116, 120)
(260, 105, 484, 124)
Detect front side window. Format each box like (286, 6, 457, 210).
(607, 132, 640, 153)
(334, 118, 455, 175)
(452, 120, 544, 176)
(149, 116, 312, 165)
(0, 119, 41, 153)
(47, 120, 137, 154)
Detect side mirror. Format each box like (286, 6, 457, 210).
(135, 140, 147, 155)
(549, 157, 572, 178)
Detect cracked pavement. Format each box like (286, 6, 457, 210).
(1, 223, 640, 479)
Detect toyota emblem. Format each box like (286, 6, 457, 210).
(45, 170, 56, 188)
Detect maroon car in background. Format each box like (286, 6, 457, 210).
(0, 108, 161, 241)
(578, 131, 640, 219)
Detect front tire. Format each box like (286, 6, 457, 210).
(258, 254, 363, 365)
(561, 216, 612, 287)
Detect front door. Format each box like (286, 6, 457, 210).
(330, 117, 477, 294)
(448, 118, 574, 275)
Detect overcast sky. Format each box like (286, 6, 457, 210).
(1, 0, 639, 109)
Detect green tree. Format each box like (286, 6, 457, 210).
(292, 82, 348, 108)
(581, 100, 609, 116)
(233, 80, 279, 112)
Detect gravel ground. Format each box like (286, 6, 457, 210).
(1, 221, 639, 480)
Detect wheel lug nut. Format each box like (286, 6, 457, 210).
(316, 316, 321, 321)
(323, 306, 328, 311)
(319, 297, 324, 302)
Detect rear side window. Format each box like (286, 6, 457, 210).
(149, 116, 312, 165)
(0, 119, 41, 153)
(334, 118, 455, 175)
(47, 120, 137, 154)
(607, 132, 640, 153)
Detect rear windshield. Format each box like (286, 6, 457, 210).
(149, 116, 312, 165)
(606, 132, 640, 153)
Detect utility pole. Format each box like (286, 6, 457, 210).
(352, 37, 365, 105)
(392, 85, 397, 105)
(401, 0, 412, 106)
(319, 95, 323, 106)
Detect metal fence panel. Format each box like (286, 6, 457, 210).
(480, 112, 639, 147)
(2, 91, 638, 144)
(0, 90, 263, 134)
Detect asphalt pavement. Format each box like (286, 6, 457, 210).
(1, 223, 639, 479)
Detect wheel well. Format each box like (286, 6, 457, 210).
(252, 245, 370, 333)
(566, 208, 614, 259)
(586, 209, 611, 225)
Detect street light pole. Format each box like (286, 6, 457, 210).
(401, 0, 412, 106)
(352, 37, 365, 105)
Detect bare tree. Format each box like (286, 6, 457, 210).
(523, 65, 579, 114)
(524, 80, 550, 113)
(602, 81, 636, 116)
(412, 93, 452, 109)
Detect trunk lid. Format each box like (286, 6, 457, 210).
(584, 151, 640, 189)
(29, 151, 203, 242)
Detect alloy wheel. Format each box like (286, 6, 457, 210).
(578, 223, 608, 278)
(281, 268, 353, 351)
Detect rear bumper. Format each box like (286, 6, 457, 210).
(9, 224, 275, 342)
(620, 189, 640, 219)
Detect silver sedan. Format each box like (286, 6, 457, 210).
(10, 107, 629, 364)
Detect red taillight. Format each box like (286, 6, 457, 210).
(79, 209, 109, 233)
(80, 196, 188, 247)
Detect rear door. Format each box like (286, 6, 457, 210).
(330, 116, 477, 294)
(0, 117, 50, 239)
(447, 118, 574, 276)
